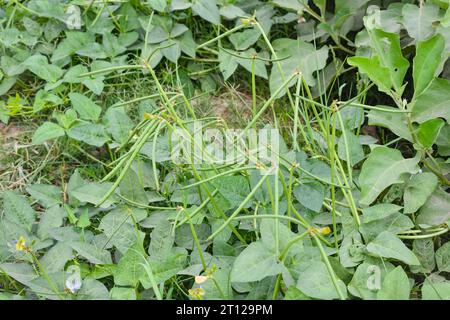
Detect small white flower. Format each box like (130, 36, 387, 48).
(65, 265, 82, 294)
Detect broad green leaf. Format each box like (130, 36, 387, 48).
(114, 244, 146, 287)
(0, 263, 38, 284)
(293, 182, 325, 212)
(110, 287, 136, 300)
(273, 0, 305, 11)
(411, 78, 450, 124)
(3, 191, 36, 232)
(23, 54, 63, 83)
(360, 212, 414, 243)
(411, 239, 435, 274)
(119, 169, 148, 205)
(26, 184, 61, 208)
(149, 219, 174, 261)
(417, 118, 445, 148)
(404, 173, 438, 214)
(231, 241, 284, 282)
(362, 204, 402, 224)
(270, 38, 328, 97)
(402, 3, 439, 42)
(337, 129, 365, 166)
(359, 146, 420, 206)
(296, 260, 347, 300)
(69, 93, 102, 122)
(219, 48, 239, 80)
(422, 276, 450, 300)
(37, 206, 64, 239)
(413, 34, 445, 97)
(76, 279, 109, 300)
(99, 208, 145, 254)
(51, 32, 94, 62)
(347, 56, 393, 94)
(40, 243, 74, 273)
(369, 29, 409, 91)
(435, 241, 450, 272)
(69, 241, 112, 265)
(211, 175, 251, 209)
(69, 182, 116, 208)
(368, 107, 412, 141)
(366, 231, 420, 265)
(192, 0, 220, 25)
(147, 0, 167, 12)
(32, 122, 65, 145)
(416, 188, 450, 227)
(436, 124, 450, 156)
(229, 29, 261, 51)
(67, 124, 109, 147)
(377, 266, 410, 300)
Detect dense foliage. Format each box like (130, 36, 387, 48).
(0, 0, 449, 300)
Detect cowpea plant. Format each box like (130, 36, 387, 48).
(0, 0, 449, 300)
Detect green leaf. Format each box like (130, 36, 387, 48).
(366, 231, 420, 265)
(69, 241, 112, 265)
(362, 204, 402, 224)
(26, 184, 61, 208)
(0, 263, 38, 284)
(23, 54, 63, 83)
(114, 243, 146, 287)
(337, 129, 365, 167)
(103, 108, 134, 143)
(296, 260, 347, 300)
(347, 56, 392, 94)
(436, 241, 450, 273)
(273, 0, 305, 11)
(110, 287, 136, 300)
(413, 34, 445, 97)
(69, 182, 116, 208)
(67, 124, 109, 147)
(229, 29, 261, 51)
(404, 173, 438, 214)
(376, 266, 410, 300)
(402, 3, 439, 42)
(51, 32, 94, 62)
(411, 78, 450, 124)
(358, 146, 420, 206)
(100, 208, 145, 254)
(76, 279, 109, 300)
(32, 122, 65, 145)
(147, 0, 167, 12)
(436, 124, 450, 156)
(293, 182, 325, 212)
(231, 241, 284, 282)
(369, 29, 409, 91)
(69, 93, 102, 122)
(37, 206, 64, 239)
(40, 243, 74, 273)
(416, 188, 450, 227)
(119, 169, 148, 205)
(270, 39, 328, 97)
(3, 191, 36, 232)
(211, 175, 251, 209)
(368, 107, 412, 141)
(422, 276, 450, 300)
(149, 219, 174, 261)
(192, 0, 220, 25)
(416, 118, 445, 148)
(411, 239, 435, 274)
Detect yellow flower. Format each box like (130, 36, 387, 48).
(15, 236, 27, 251)
(195, 275, 209, 285)
(188, 288, 205, 300)
(319, 226, 331, 235)
(308, 226, 332, 236)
